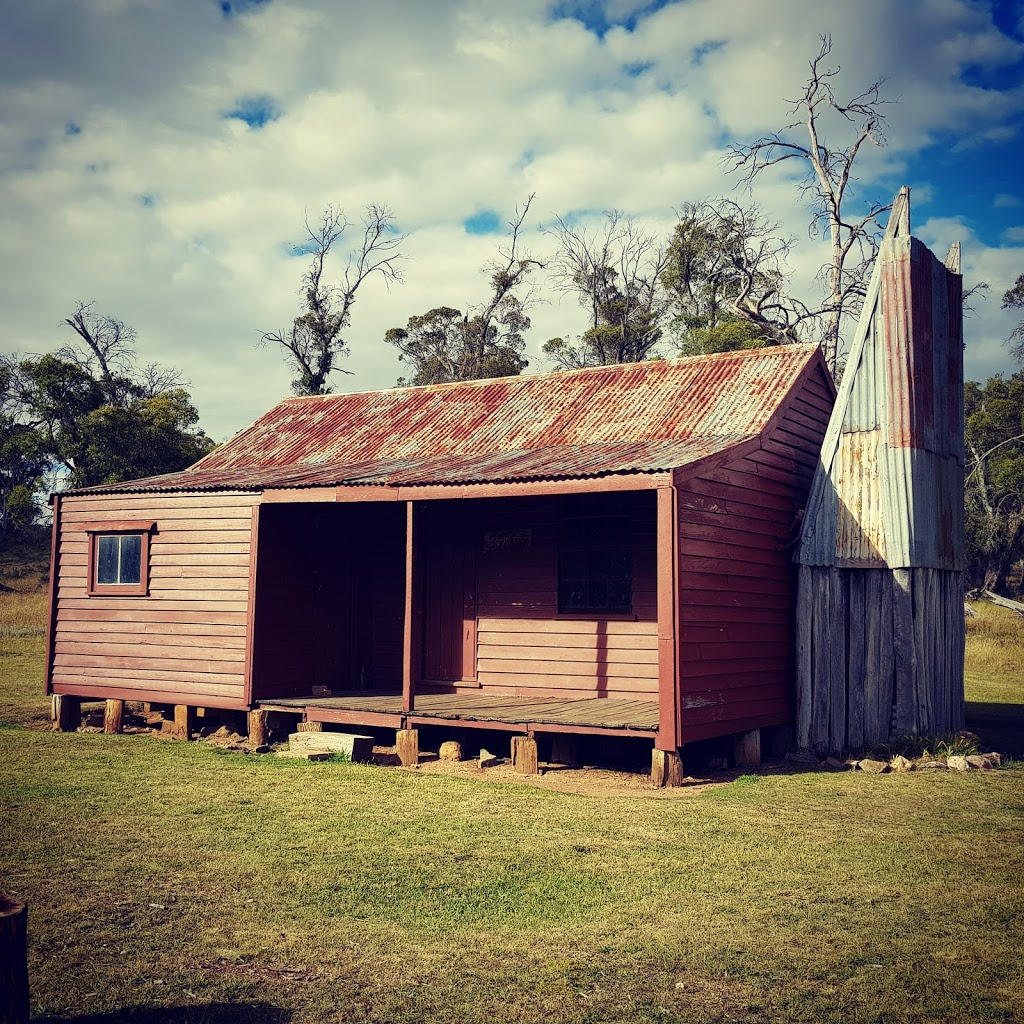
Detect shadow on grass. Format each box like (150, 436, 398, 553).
(37, 1002, 290, 1024)
(966, 701, 1024, 758)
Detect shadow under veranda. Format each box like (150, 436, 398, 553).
(35, 1002, 290, 1024)
(966, 701, 1024, 758)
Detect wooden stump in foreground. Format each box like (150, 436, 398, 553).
(396, 729, 419, 766)
(103, 699, 125, 735)
(511, 735, 539, 774)
(0, 896, 29, 1024)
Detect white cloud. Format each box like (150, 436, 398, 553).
(0, 0, 1022, 441)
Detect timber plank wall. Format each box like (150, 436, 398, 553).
(51, 491, 260, 709)
(471, 493, 659, 701)
(676, 362, 834, 742)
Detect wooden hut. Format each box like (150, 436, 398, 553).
(46, 344, 835, 782)
(794, 189, 966, 753)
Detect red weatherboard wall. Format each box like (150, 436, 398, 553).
(676, 361, 835, 742)
(448, 492, 660, 700)
(49, 491, 259, 709)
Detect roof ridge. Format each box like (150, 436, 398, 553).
(277, 343, 821, 404)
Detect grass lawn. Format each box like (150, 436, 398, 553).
(1, 590, 1022, 1024)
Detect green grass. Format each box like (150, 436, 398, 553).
(1, 592, 1023, 1023)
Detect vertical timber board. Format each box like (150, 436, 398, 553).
(810, 567, 831, 750)
(892, 568, 917, 736)
(862, 571, 882, 747)
(914, 568, 935, 732)
(877, 570, 896, 742)
(828, 567, 847, 752)
(846, 571, 866, 750)
(795, 564, 813, 750)
(946, 570, 965, 731)
(656, 487, 679, 751)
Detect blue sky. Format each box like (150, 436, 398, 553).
(1, 0, 1022, 439)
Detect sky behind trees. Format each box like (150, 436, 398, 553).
(1, 0, 1022, 440)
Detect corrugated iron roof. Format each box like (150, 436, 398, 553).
(72, 345, 822, 495)
(74, 437, 757, 494)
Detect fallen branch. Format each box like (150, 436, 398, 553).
(984, 590, 1024, 617)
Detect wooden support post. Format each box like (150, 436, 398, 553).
(651, 748, 685, 787)
(511, 736, 539, 775)
(173, 704, 195, 741)
(297, 721, 324, 733)
(550, 734, 579, 767)
(103, 699, 125, 735)
(733, 728, 761, 768)
(396, 728, 419, 766)
(247, 709, 270, 746)
(401, 501, 419, 714)
(51, 694, 80, 732)
(0, 896, 29, 1024)
(656, 486, 680, 751)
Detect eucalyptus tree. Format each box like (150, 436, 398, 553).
(264, 204, 405, 395)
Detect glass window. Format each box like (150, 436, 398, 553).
(558, 515, 632, 614)
(93, 534, 144, 586)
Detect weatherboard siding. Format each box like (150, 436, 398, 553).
(677, 362, 833, 742)
(51, 491, 259, 708)
(471, 493, 660, 700)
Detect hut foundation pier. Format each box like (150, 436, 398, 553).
(733, 729, 761, 768)
(51, 695, 80, 732)
(651, 749, 685, 787)
(511, 735, 539, 774)
(103, 699, 124, 734)
(396, 728, 419, 766)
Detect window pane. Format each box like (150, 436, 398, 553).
(119, 535, 142, 584)
(97, 536, 119, 584)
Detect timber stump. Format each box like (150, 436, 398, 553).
(0, 896, 29, 1024)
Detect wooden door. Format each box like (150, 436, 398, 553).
(422, 509, 477, 682)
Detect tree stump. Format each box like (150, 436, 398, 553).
(0, 896, 29, 1024)
(396, 729, 419, 766)
(511, 736, 539, 775)
(296, 721, 324, 733)
(103, 699, 125, 735)
(651, 749, 685, 787)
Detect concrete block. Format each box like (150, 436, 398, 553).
(288, 731, 374, 761)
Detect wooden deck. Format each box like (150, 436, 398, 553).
(258, 692, 659, 738)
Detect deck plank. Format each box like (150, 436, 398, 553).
(258, 692, 658, 732)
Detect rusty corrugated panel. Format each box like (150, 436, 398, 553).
(70, 345, 821, 496)
(71, 436, 756, 495)
(798, 231, 964, 571)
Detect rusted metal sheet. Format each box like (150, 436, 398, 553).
(71, 436, 756, 495)
(70, 344, 823, 496)
(798, 218, 964, 571)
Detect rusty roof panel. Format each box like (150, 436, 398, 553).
(798, 234, 964, 570)
(70, 345, 823, 496)
(73, 436, 755, 495)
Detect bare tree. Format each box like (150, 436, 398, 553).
(385, 196, 543, 385)
(544, 211, 669, 369)
(263, 203, 405, 395)
(727, 34, 893, 373)
(60, 301, 182, 406)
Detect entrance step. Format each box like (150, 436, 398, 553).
(288, 731, 374, 762)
